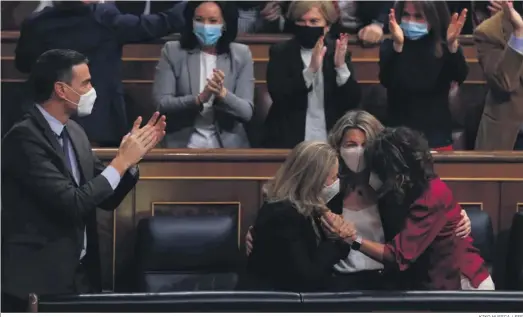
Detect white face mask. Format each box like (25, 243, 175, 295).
(340, 146, 366, 173)
(321, 178, 340, 203)
(369, 172, 383, 192)
(64, 85, 97, 117)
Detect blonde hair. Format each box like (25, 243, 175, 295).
(264, 141, 338, 217)
(328, 110, 384, 151)
(286, 1, 339, 25)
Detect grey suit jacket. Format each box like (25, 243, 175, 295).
(153, 41, 254, 148)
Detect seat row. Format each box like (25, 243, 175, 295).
(31, 290, 523, 312)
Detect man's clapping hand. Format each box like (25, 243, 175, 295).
(111, 112, 166, 174)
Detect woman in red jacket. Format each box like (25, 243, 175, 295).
(334, 126, 493, 290)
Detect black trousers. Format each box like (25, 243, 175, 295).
(1, 262, 93, 313)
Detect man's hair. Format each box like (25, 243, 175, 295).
(29, 49, 88, 103)
(365, 126, 436, 203)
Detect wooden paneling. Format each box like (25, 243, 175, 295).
(94, 149, 523, 291)
(500, 182, 523, 232)
(0, 34, 485, 84)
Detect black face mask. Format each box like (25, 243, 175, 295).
(292, 24, 324, 49)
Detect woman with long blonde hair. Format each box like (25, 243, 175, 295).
(242, 141, 356, 292)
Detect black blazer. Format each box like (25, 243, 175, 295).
(1, 106, 138, 299)
(243, 201, 351, 292)
(262, 38, 361, 149)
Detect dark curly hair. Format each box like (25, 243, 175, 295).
(180, 1, 239, 55)
(364, 127, 437, 204)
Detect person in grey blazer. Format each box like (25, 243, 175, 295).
(153, 1, 254, 148)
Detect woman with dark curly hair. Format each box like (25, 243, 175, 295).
(328, 126, 493, 290)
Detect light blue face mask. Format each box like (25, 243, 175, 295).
(400, 21, 429, 40)
(193, 21, 223, 46)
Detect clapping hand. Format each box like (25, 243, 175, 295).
(334, 33, 350, 68)
(114, 112, 166, 172)
(309, 36, 327, 73)
(447, 9, 467, 52)
(207, 68, 227, 99)
(389, 9, 404, 52)
(503, 1, 523, 37)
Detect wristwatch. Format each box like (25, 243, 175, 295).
(351, 235, 363, 251)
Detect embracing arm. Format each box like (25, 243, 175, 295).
(214, 46, 255, 123)
(153, 43, 202, 115)
(358, 201, 447, 270)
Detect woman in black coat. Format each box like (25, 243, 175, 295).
(241, 141, 356, 292)
(263, 1, 361, 149)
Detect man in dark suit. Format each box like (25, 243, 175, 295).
(1, 49, 166, 312)
(13, 1, 183, 146)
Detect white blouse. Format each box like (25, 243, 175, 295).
(334, 205, 385, 273)
(188, 52, 220, 148)
(300, 48, 352, 142)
